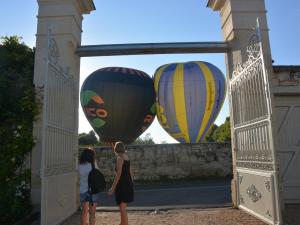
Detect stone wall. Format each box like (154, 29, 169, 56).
(93, 143, 232, 182)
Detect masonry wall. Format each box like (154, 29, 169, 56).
(93, 143, 232, 182)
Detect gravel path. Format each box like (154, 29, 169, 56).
(62, 207, 267, 225)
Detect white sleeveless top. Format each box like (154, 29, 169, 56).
(79, 163, 92, 193)
(79, 162, 100, 193)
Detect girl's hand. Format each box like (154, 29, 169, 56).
(108, 188, 114, 195)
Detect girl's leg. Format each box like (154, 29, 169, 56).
(119, 202, 128, 225)
(89, 202, 97, 225)
(81, 202, 89, 225)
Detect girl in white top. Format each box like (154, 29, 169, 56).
(79, 148, 101, 225)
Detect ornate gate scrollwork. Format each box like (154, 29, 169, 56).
(229, 20, 282, 225)
(40, 29, 78, 224)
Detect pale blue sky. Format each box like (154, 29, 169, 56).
(1, 1, 299, 143)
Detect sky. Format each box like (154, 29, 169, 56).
(1, 0, 299, 143)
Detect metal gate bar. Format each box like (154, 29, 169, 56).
(76, 42, 229, 57)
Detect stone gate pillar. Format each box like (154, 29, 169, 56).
(207, 0, 274, 207)
(31, 0, 95, 206)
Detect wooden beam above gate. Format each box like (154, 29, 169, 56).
(76, 42, 229, 57)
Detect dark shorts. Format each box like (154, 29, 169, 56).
(80, 191, 101, 204)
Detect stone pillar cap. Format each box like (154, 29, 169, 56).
(207, 0, 226, 11)
(79, 0, 96, 14)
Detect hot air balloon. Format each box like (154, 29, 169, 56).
(154, 61, 226, 143)
(80, 67, 156, 145)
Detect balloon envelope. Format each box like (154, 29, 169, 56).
(80, 67, 156, 145)
(154, 61, 226, 143)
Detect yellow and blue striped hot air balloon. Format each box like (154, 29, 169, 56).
(154, 61, 226, 143)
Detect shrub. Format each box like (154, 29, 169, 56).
(0, 36, 38, 225)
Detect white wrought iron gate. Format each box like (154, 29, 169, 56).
(40, 31, 78, 225)
(229, 22, 283, 224)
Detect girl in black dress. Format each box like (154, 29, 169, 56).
(108, 141, 134, 225)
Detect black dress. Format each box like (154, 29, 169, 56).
(115, 159, 134, 205)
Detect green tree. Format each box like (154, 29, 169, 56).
(213, 117, 231, 142)
(0, 36, 38, 224)
(203, 124, 218, 142)
(132, 133, 155, 145)
(78, 130, 99, 146)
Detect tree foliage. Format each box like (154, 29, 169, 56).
(203, 117, 231, 142)
(78, 130, 99, 146)
(214, 117, 231, 142)
(203, 124, 218, 142)
(0, 36, 38, 224)
(78, 131, 156, 146)
(132, 133, 155, 145)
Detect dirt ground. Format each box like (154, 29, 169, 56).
(62, 207, 267, 225)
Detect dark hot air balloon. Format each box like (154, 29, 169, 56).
(81, 67, 156, 145)
(154, 61, 226, 143)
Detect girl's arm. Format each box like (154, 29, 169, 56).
(109, 157, 123, 193)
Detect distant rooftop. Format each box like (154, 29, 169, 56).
(273, 65, 300, 73)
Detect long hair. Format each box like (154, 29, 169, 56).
(79, 148, 95, 165)
(114, 141, 125, 155)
